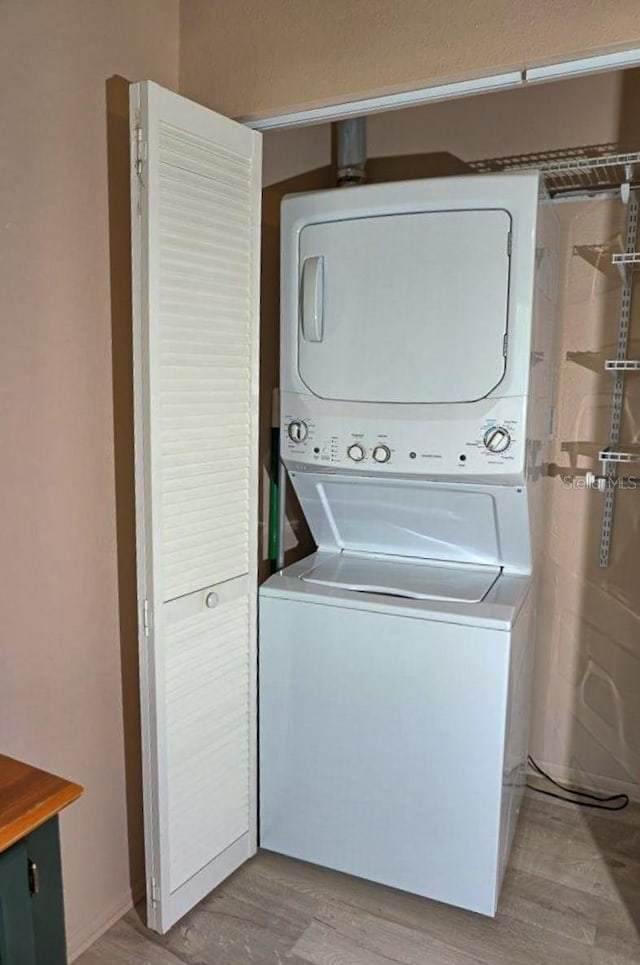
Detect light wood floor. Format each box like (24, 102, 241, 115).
(78, 792, 640, 964)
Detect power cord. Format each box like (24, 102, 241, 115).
(527, 756, 629, 812)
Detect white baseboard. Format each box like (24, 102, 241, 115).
(68, 879, 146, 961)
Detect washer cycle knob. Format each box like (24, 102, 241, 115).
(288, 420, 308, 443)
(372, 445, 391, 463)
(483, 426, 511, 453)
(347, 443, 366, 462)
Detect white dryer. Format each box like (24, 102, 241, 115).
(259, 174, 557, 916)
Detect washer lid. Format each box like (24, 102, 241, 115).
(289, 473, 504, 565)
(299, 554, 501, 603)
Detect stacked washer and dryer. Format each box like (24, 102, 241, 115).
(259, 173, 557, 916)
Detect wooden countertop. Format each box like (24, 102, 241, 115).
(0, 754, 83, 853)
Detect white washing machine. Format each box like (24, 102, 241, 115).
(259, 174, 558, 916)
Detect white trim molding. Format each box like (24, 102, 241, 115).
(526, 46, 640, 82)
(243, 70, 523, 131)
(241, 46, 640, 131)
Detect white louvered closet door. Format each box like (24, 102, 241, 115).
(130, 81, 261, 933)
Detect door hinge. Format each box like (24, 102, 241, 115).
(142, 599, 150, 638)
(507, 232, 512, 256)
(503, 333, 508, 357)
(28, 859, 40, 896)
(134, 125, 147, 180)
(150, 877, 160, 906)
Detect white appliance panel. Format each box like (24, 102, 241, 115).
(259, 593, 514, 916)
(281, 390, 526, 481)
(298, 209, 511, 404)
(299, 554, 501, 602)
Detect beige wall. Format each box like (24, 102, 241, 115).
(179, 0, 640, 119)
(0, 1, 179, 958)
(534, 199, 640, 798)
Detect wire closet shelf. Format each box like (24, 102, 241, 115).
(469, 145, 640, 198)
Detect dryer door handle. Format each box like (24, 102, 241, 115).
(301, 256, 325, 343)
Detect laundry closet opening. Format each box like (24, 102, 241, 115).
(258, 64, 640, 807)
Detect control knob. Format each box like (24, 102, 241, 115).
(483, 426, 511, 453)
(347, 443, 366, 462)
(288, 420, 308, 443)
(372, 445, 391, 463)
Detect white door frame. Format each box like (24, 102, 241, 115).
(240, 45, 640, 131)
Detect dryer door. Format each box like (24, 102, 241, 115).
(298, 208, 511, 404)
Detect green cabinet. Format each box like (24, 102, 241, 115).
(0, 817, 67, 965)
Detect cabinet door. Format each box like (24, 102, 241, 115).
(130, 81, 261, 933)
(0, 841, 37, 964)
(28, 818, 67, 965)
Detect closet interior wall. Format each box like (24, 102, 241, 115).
(260, 67, 640, 800)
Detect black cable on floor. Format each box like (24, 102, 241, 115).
(526, 755, 629, 811)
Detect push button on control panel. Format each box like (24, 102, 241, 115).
(483, 426, 511, 453)
(347, 443, 366, 462)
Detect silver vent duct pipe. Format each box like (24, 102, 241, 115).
(336, 117, 367, 186)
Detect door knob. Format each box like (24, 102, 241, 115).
(205, 592, 219, 609)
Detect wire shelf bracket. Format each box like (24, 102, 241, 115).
(599, 449, 640, 464)
(612, 251, 640, 284)
(605, 359, 640, 371)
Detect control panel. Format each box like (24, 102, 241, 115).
(281, 393, 526, 480)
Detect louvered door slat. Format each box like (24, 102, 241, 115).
(157, 124, 253, 603)
(131, 81, 260, 934)
(166, 594, 250, 892)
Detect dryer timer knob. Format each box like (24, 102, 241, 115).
(372, 445, 391, 463)
(347, 443, 366, 462)
(483, 426, 511, 453)
(288, 420, 308, 443)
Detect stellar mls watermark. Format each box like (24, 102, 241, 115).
(560, 475, 639, 490)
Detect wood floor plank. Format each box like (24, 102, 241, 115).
(293, 903, 486, 965)
(497, 867, 599, 945)
(293, 897, 604, 965)
(76, 918, 188, 964)
(594, 892, 640, 959)
(292, 918, 485, 965)
(509, 820, 637, 903)
(122, 894, 310, 965)
(221, 854, 318, 928)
